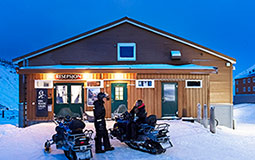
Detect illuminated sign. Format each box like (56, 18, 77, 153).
(86, 80, 104, 88)
(55, 74, 83, 80)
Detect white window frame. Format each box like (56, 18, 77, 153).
(86, 80, 104, 88)
(117, 43, 136, 61)
(136, 79, 155, 88)
(34, 80, 53, 89)
(185, 80, 202, 88)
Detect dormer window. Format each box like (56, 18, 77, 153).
(171, 51, 181, 60)
(117, 43, 136, 61)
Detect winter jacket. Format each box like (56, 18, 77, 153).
(93, 100, 106, 121)
(130, 103, 147, 123)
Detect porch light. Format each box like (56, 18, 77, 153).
(114, 73, 124, 79)
(46, 73, 55, 80)
(83, 73, 93, 80)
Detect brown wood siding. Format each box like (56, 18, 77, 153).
(137, 73, 210, 118)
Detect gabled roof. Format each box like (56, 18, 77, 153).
(13, 17, 236, 64)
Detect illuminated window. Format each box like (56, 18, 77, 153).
(115, 87, 124, 100)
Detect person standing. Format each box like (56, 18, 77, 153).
(93, 92, 114, 153)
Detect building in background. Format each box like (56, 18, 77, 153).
(234, 66, 255, 104)
(13, 17, 236, 127)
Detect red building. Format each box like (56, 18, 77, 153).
(234, 70, 255, 104)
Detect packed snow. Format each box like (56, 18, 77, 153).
(0, 104, 255, 160)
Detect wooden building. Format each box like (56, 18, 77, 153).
(13, 17, 236, 127)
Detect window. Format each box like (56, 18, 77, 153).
(35, 80, 53, 89)
(253, 86, 255, 92)
(243, 79, 246, 84)
(71, 85, 82, 104)
(248, 87, 251, 92)
(253, 78, 255, 83)
(185, 80, 202, 88)
(136, 80, 155, 88)
(243, 87, 246, 92)
(171, 51, 181, 60)
(56, 85, 68, 104)
(117, 43, 136, 61)
(236, 80, 238, 85)
(248, 78, 251, 83)
(115, 87, 123, 100)
(236, 88, 239, 93)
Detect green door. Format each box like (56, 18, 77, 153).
(162, 82, 178, 117)
(54, 83, 84, 117)
(111, 83, 127, 113)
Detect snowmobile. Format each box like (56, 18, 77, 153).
(44, 116, 93, 160)
(110, 106, 173, 154)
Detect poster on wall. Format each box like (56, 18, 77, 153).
(87, 88, 100, 106)
(36, 89, 48, 117)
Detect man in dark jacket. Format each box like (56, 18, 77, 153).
(130, 99, 147, 123)
(128, 99, 147, 140)
(93, 92, 114, 153)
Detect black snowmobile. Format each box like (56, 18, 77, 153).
(110, 106, 173, 154)
(44, 116, 93, 160)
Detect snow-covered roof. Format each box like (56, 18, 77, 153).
(13, 17, 236, 64)
(234, 64, 255, 79)
(19, 64, 216, 70)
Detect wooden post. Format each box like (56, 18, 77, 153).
(210, 106, 216, 133)
(197, 103, 201, 123)
(203, 104, 208, 128)
(18, 103, 24, 128)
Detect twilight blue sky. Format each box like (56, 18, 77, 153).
(0, 0, 255, 77)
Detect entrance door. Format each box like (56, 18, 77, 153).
(111, 83, 127, 113)
(54, 83, 84, 117)
(162, 83, 178, 117)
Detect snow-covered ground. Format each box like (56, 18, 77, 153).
(0, 104, 255, 160)
(0, 61, 19, 125)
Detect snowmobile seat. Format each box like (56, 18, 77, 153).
(145, 115, 157, 127)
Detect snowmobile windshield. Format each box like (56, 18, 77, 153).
(112, 104, 128, 119)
